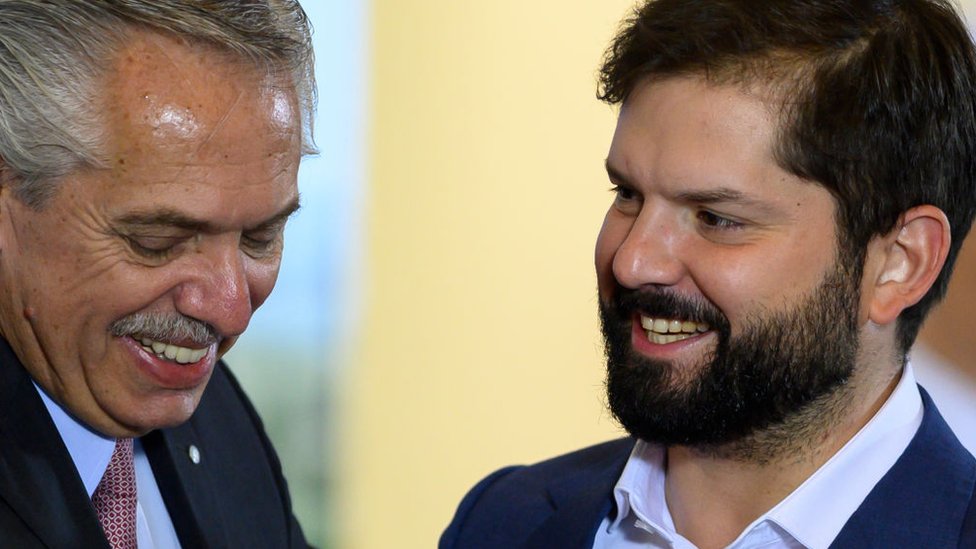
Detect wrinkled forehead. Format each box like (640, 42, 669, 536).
(98, 30, 300, 162)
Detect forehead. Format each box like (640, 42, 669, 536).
(99, 31, 299, 168)
(66, 30, 303, 229)
(608, 76, 786, 191)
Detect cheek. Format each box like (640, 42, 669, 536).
(246, 260, 281, 310)
(595, 211, 626, 293)
(692, 244, 835, 322)
(693, 262, 759, 320)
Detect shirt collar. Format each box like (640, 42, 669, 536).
(608, 440, 671, 539)
(766, 363, 922, 548)
(33, 382, 116, 497)
(607, 364, 923, 549)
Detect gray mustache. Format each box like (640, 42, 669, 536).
(110, 313, 218, 346)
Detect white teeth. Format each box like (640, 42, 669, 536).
(639, 315, 710, 344)
(175, 347, 193, 363)
(163, 345, 178, 360)
(647, 332, 694, 345)
(137, 337, 208, 364)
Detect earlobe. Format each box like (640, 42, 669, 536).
(867, 205, 950, 325)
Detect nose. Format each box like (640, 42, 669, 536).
(611, 210, 687, 290)
(175, 242, 254, 338)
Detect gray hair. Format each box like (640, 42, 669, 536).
(0, 0, 316, 207)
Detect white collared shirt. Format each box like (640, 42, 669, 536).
(34, 383, 183, 549)
(593, 363, 924, 549)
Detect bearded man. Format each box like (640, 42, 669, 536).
(441, 0, 976, 547)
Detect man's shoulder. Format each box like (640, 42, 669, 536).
(507, 436, 635, 485)
(440, 437, 634, 549)
(464, 436, 633, 504)
(834, 388, 976, 547)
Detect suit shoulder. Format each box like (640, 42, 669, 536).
(440, 438, 633, 549)
(470, 437, 634, 503)
(510, 437, 635, 485)
(533, 437, 637, 470)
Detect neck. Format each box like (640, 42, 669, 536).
(663, 360, 902, 549)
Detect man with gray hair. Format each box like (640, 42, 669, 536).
(0, 1, 314, 547)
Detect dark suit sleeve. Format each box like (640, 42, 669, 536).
(439, 466, 522, 549)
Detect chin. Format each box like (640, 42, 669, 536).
(116, 390, 205, 435)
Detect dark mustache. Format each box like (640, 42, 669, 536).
(611, 286, 729, 331)
(110, 312, 218, 347)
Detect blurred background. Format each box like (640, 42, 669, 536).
(222, 1, 976, 548)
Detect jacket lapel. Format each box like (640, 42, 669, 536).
(522, 440, 632, 549)
(830, 388, 976, 548)
(142, 420, 229, 548)
(0, 339, 109, 548)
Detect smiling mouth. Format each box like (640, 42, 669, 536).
(136, 337, 208, 364)
(640, 315, 710, 345)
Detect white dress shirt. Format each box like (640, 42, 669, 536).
(34, 383, 183, 548)
(593, 364, 924, 549)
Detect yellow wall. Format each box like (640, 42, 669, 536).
(339, 1, 635, 547)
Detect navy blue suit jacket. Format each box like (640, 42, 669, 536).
(0, 338, 309, 548)
(442, 390, 976, 548)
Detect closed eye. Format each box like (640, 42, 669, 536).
(123, 234, 189, 261)
(241, 227, 284, 258)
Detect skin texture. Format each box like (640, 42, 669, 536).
(0, 31, 302, 438)
(597, 75, 948, 548)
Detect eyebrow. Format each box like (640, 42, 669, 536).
(675, 188, 751, 204)
(115, 194, 302, 233)
(605, 160, 632, 187)
(605, 159, 778, 213)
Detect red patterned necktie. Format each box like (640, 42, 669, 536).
(92, 438, 137, 549)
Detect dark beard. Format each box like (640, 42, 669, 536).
(600, 255, 862, 454)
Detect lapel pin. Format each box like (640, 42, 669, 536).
(188, 444, 201, 465)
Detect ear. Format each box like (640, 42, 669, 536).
(0, 161, 10, 194)
(0, 163, 10, 250)
(864, 205, 950, 326)
(0, 161, 19, 253)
